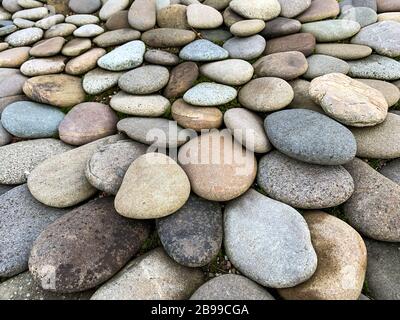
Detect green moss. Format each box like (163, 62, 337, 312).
(218, 97, 241, 113)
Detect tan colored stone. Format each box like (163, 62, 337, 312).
(314, 43, 372, 60)
(357, 79, 400, 107)
(0, 47, 30, 68)
(30, 37, 66, 57)
(20, 56, 66, 76)
(297, 0, 340, 23)
(378, 12, 400, 22)
(310, 73, 388, 127)
(279, 212, 367, 300)
(157, 4, 190, 29)
(61, 38, 92, 57)
(65, 48, 106, 75)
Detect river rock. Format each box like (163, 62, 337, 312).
(224, 189, 317, 288)
(115, 153, 191, 219)
(0, 71, 27, 98)
(377, 0, 400, 12)
(265, 109, 357, 165)
(229, 0, 281, 21)
(141, 28, 196, 48)
(65, 14, 100, 26)
(380, 158, 400, 185)
(187, 3, 222, 29)
(164, 62, 199, 98)
(279, 212, 367, 300)
(65, 48, 106, 75)
(69, 0, 101, 13)
(288, 79, 322, 112)
(348, 54, 400, 80)
(0, 47, 30, 67)
(200, 59, 254, 86)
(156, 4, 189, 29)
(29, 37, 65, 57)
(157, 194, 223, 267)
(83, 68, 123, 95)
(61, 38, 92, 57)
(257, 151, 354, 209)
(144, 49, 179, 66)
(0, 122, 11, 146)
(180, 39, 229, 62)
(178, 130, 257, 202)
(230, 19, 265, 37)
(314, 43, 372, 60)
(278, 0, 311, 18)
(44, 23, 77, 38)
(128, 0, 156, 31)
(5, 27, 43, 46)
(85, 140, 148, 195)
(20, 56, 66, 76)
(265, 33, 316, 57)
(261, 17, 301, 38)
(297, 0, 339, 22)
(304, 55, 349, 80)
(357, 79, 400, 107)
(27, 135, 122, 208)
(184, 83, 237, 107)
(99, 0, 130, 21)
(223, 35, 266, 60)
(301, 20, 361, 42)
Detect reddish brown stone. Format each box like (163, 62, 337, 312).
(265, 33, 316, 57)
(164, 62, 199, 98)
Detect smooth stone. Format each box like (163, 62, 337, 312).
(144, 49, 179, 66)
(310, 73, 388, 127)
(99, 0, 130, 21)
(314, 43, 372, 60)
(0, 43, 9, 52)
(301, 20, 361, 42)
(199, 28, 233, 42)
(304, 55, 349, 80)
(351, 21, 400, 58)
(278, 0, 311, 18)
(23, 74, 85, 108)
(266, 109, 357, 165)
(59, 102, 118, 146)
(0, 185, 13, 196)
(253, 51, 308, 81)
(0, 47, 30, 67)
(11, 7, 49, 20)
(348, 54, 400, 80)
(13, 18, 35, 29)
(183, 83, 237, 107)
(128, 0, 156, 31)
(65, 48, 106, 75)
(141, 28, 196, 48)
(69, 0, 101, 14)
(289, 79, 322, 112)
(83, 68, 123, 95)
(27, 135, 122, 208)
(157, 194, 222, 267)
(230, 19, 265, 37)
(200, 59, 254, 86)
(340, 0, 377, 11)
(0, 71, 27, 98)
(203, 0, 231, 10)
(44, 23, 77, 38)
(265, 33, 316, 57)
(350, 113, 400, 159)
(85, 140, 147, 195)
(378, 12, 400, 22)
(190, 274, 275, 300)
(377, 0, 400, 12)
(97, 40, 145, 71)
(380, 158, 400, 184)
(164, 62, 199, 98)
(187, 3, 223, 29)
(0, 272, 93, 300)
(257, 151, 354, 209)
(91, 248, 204, 300)
(65, 14, 100, 26)
(0, 24, 17, 36)
(0, 138, 72, 185)
(238, 77, 294, 112)
(0, 95, 29, 115)
(229, 0, 281, 20)
(279, 212, 367, 300)
(29, 37, 65, 57)
(344, 157, 400, 241)
(1, 101, 64, 138)
(178, 130, 257, 202)
(340, 7, 378, 27)
(180, 39, 229, 62)
(35, 14, 65, 30)
(260, 17, 301, 38)
(297, 0, 340, 23)
(110, 91, 170, 117)
(105, 10, 130, 30)
(73, 24, 104, 38)
(223, 35, 266, 60)
(115, 153, 190, 219)
(93, 29, 141, 48)
(118, 65, 169, 95)
(0, 185, 67, 278)
(364, 239, 400, 300)
(357, 79, 400, 107)
(5, 27, 43, 46)
(156, 4, 190, 29)
(20, 56, 66, 76)
(224, 189, 317, 288)
(0, 122, 12, 146)
(223, 6, 244, 27)
(61, 38, 92, 57)
(29, 197, 150, 293)
(171, 99, 223, 132)
(117, 117, 188, 148)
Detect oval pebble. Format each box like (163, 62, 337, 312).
(183, 83, 237, 107)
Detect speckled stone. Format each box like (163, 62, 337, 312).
(264, 33, 316, 57)
(65, 48, 106, 75)
(314, 43, 372, 60)
(27, 135, 122, 208)
(65, 14, 100, 26)
(44, 23, 77, 39)
(187, 3, 223, 29)
(257, 151, 354, 209)
(69, 0, 101, 14)
(0, 185, 67, 278)
(93, 29, 141, 48)
(0, 139, 72, 185)
(85, 140, 148, 195)
(83, 68, 123, 95)
(224, 189, 317, 288)
(141, 28, 196, 48)
(183, 83, 237, 107)
(20, 56, 66, 76)
(99, 0, 130, 21)
(0, 122, 11, 147)
(180, 39, 229, 62)
(340, 6, 378, 27)
(297, 0, 340, 23)
(377, 0, 400, 12)
(304, 55, 349, 80)
(0, 71, 28, 98)
(1, 101, 65, 138)
(223, 35, 266, 60)
(144, 49, 179, 66)
(278, 0, 311, 18)
(200, 59, 253, 86)
(344, 158, 400, 242)
(105, 10, 130, 30)
(301, 20, 361, 42)
(29, 197, 150, 293)
(61, 38, 92, 57)
(91, 248, 204, 300)
(265, 109, 357, 165)
(190, 274, 275, 300)
(5, 27, 43, 46)
(356, 79, 400, 107)
(164, 62, 199, 98)
(128, 0, 157, 31)
(157, 194, 223, 267)
(288, 79, 322, 112)
(156, 4, 190, 29)
(380, 158, 400, 185)
(229, 0, 281, 21)
(230, 19, 265, 37)
(348, 54, 400, 80)
(29, 37, 66, 57)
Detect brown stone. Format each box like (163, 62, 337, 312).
(377, 0, 400, 12)
(357, 79, 400, 107)
(46, 0, 71, 15)
(59, 102, 118, 146)
(105, 10, 130, 30)
(0, 47, 30, 68)
(253, 51, 308, 80)
(288, 79, 323, 113)
(279, 212, 367, 300)
(61, 38, 92, 57)
(172, 99, 223, 132)
(30, 37, 66, 57)
(261, 17, 301, 38)
(265, 33, 316, 57)
(164, 62, 199, 99)
(141, 28, 196, 48)
(157, 4, 190, 29)
(296, 0, 340, 23)
(65, 48, 106, 75)
(23, 74, 86, 108)
(223, 7, 244, 27)
(178, 130, 257, 202)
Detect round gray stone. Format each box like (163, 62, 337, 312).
(223, 35, 266, 60)
(179, 39, 229, 62)
(304, 54, 349, 80)
(183, 82, 237, 107)
(347, 54, 400, 80)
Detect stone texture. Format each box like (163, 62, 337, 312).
(61, 38, 92, 57)
(5, 27, 43, 47)
(0, 47, 31, 67)
(340, 7, 378, 27)
(278, 0, 311, 18)
(297, 0, 340, 23)
(348, 54, 400, 80)
(357, 79, 400, 107)
(304, 55, 349, 80)
(380, 158, 400, 185)
(141, 28, 196, 48)
(223, 35, 266, 60)
(200, 59, 254, 86)
(187, 3, 223, 29)
(301, 20, 361, 42)
(30, 37, 65, 57)
(20, 56, 66, 76)
(289, 79, 322, 112)
(128, 0, 156, 31)
(83, 68, 123, 95)
(144, 49, 179, 66)
(65, 48, 106, 75)
(265, 33, 316, 57)
(314, 43, 372, 60)
(105, 10, 130, 30)
(377, 0, 400, 12)
(260, 17, 301, 39)
(230, 19, 265, 37)
(156, 4, 189, 29)
(229, 0, 281, 21)
(164, 62, 199, 98)
(99, 0, 130, 21)
(180, 39, 229, 62)
(183, 83, 237, 107)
